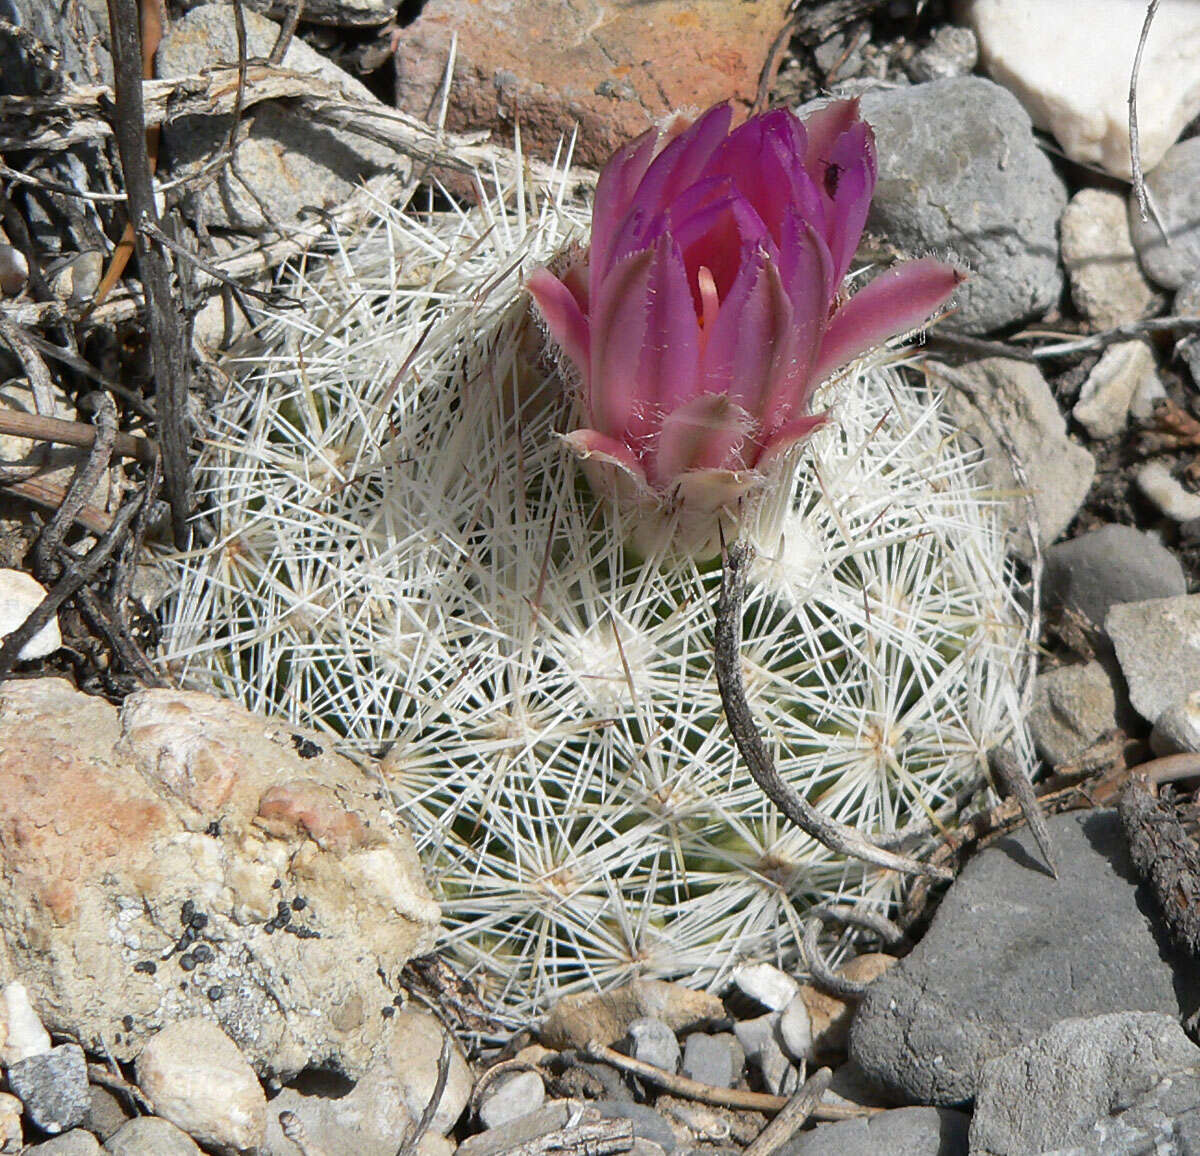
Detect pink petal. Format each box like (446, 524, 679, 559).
(698, 249, 792, 419)
(760, 222, 832, 436)
(819, 121, 876, 285)
(654, 392, 755, 482)
(590, 248, 655, 439)
(563, 428, 652, 507)
(638, 237, 702, 412)
(527, 268, 590, 377)
(592, 129, 659, 280)
(801, 98, 863, 179)
(754, 413, 828, 469)
(811, 259, 965, 383)
(624, 104, 732, 228)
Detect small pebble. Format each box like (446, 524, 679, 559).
(1, 980, 52, 1065)
(731, 963, 800, 1011)
(105, 1116, 204, 1155)
(1072, 340, 1163, 440)
(627, 1017, 681, 1073)
(681, 1032, 739, 1089)
(593, 1102, 677, 1154)
(22, 1130, 104, 1154)
(778, 995, 814, 1064)
(0, 1093, 20, 1155)
(0, 570, 62, 661)
(1137, 462, 1200, 522)
(135, 1018, 266, 1153)
(477, 1069, 546, 1129)
(907, 24, 978, 81)
(456, 1101, 581, 1156)
(7, 1044, 90, 1135)
(0, 243, 28, 296)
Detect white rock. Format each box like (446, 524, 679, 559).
(731, 962, 801, 1011)
(1060, 189, 1163, 329)
(961, 0, 1200, 178)
(1, 981, 52, 1065)
(135, 1019, 266, 1155)
(1137, 461, 1200, 522)
(0, 569, 61, 660)
(0, 1093, 20, 1155)
(777, 995, 814, 1064)
(1072, 341, 1162, 440)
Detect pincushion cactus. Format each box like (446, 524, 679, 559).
(161, 117, 1031, 1020)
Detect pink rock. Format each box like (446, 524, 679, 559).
(392, 0, 791, 170)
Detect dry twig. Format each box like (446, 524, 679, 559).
(743, 1068, 834, 1156)
(1128, 0, 1161, 229)
(715, 539, 953, 883)
(582, 1040, 874, 1121)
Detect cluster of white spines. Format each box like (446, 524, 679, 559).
(162, 160, 1030, 1019)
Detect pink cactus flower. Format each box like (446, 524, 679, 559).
(528, 100, 962, 553)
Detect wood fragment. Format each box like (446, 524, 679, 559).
(1119, 774, 1200, 957)
(0, 407, 157, 464)
(1128, 0, 1162, 232)
(743, 1068, 834, 1156)
(582, 1040, 876, 1121)
(990, 747, 1057, 879)
(395, 1030, 453, 1156)
(715, 540, 953, 883)
(105, 0, 194, 546)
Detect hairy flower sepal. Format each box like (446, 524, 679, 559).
(530, 99, 963, 557)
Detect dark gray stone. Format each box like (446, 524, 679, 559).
(1130, 136, 1200, 289)
(858, 78, 1067, 334)
(970, 1012, 1200, 1156)
(778, 1106, 969, 1156)
(849, 810, 1200, 1107)
(680, 1033, 738, 1090)
(1043, 524, 1186, 631)
(7, 1044, 90, 1135)
(594, 1102, 677, 1154)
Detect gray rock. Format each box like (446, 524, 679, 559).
(849, 810, 1200, 1106)
(7, 1044, 90, 1135)
(104, 1116, 204, 1156)
(1108, 594, 1200, 723)
(939, 358, 1094, 558)
(680, 1033, 739, 1090)
(627, 1018, 680, 1074)
(733, 1013, 797, 1097)
(1178, 278, 1200, 385)
(1060, 189, 1164, 329)
(969, 1012, 1200, 1156)
(177, 0, 395, 27)
(907, 25, 978, 83)
(156, 5, 405, 231)
(1072, 341, 1164, 440)
(1130, 136, 1200, 289)
(22, 1131, 104, 1155)
(594, 1102, 677, 1154)
(456, 1102, 582, 1156)
(778, 1106, 969, 1156)
(478, 1070, 547, 1130)
(1042, 524, 1186, 631)
(1028, 662, 1118, 767)
(1151, 691, 1200, 754)
(859, 78, 1067, 334)
(85, 1083, 133, 1141)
